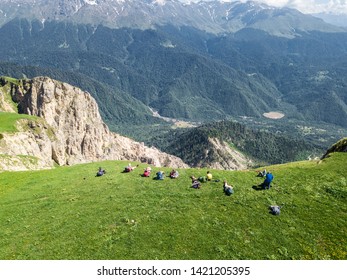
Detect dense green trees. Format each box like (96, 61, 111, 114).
(149, 120, 321, 167)
(1, 19, 347, 130)
(0, 19, 346, 167)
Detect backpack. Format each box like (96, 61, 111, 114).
(192, 181, 200, 189)
(269, 205, 281, 215)
(225, 187, 234, 196)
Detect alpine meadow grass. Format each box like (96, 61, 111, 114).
(0, 112, 38, 133)
(0, 153, 346, 260)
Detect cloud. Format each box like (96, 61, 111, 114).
(251, 0, 347, 14)
(281, 0, 347, 14)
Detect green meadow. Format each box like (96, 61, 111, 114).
(0, 112, 38, 133)
(0, 153, 346, 260)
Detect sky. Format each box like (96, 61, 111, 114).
(181, 0, 347, 14)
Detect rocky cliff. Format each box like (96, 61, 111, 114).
(0, 76, 188, 171)
(206, 138, 251, 170)
(321, 138, 347, 159)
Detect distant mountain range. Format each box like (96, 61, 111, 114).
(0, 0, 345, 37)
(0, 0, 346, 151)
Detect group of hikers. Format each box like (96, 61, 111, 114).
(121, 163, 179, 179)
(190, 171, 214, 189)
(96, 164, 274, 197)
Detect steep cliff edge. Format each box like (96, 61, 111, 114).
(321, 138, 347, 159)
(0, 76, 188, 171)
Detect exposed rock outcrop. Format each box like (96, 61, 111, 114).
(321, 138, 347, 159)
(0, 118, 55, 171)
(0, 76, 188, 170)
(206, 138, 252, 170)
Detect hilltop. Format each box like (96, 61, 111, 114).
(0, 151, 345, 259)
(0, 74, 345, 258)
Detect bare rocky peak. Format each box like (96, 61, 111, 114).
(3, 76, 188, 169)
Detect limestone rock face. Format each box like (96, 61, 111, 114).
(205, 138, 251, 170)
(0, 119, 55, 171)
(2, 76, 187, 170)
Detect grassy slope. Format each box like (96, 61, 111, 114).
(0, 154, 346, 260)
(0, 112, 38, 133)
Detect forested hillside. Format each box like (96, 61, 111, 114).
(0, 62, 159, 125)
(1, 1, 347, 166)
(0, 18, 347, 130)
(150, 120, 320, 167)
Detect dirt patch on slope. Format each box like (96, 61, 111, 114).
(263, 112, 285, 119)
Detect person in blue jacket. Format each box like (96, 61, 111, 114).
(263, 172, 274, 189)
(156, 171, 165, 180)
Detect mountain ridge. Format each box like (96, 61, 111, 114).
(0, 76, 188, 171)
(0, 0, 345, 37)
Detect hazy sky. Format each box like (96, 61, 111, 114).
(181, 0, 347, 14)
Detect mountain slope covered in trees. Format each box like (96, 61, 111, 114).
(0, 1, 347, 157)
(1, 19, 347, 131)
(149, 120, 321, 168)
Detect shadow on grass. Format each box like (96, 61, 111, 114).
(139, 173, 152, 177)
(252, 185, 265, 191)
(153, 177, 164, 180)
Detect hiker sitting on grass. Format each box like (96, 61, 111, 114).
(256, 169, 267, 177)
(262, 172, 274, 189)
(223, 180, 234, 196)
(156, 171, 165, 180)
(170, 169, 179, 179)
(124, 163, 138, 173)
(143, 167, 151, 177)
(191, 176, 201, 189)
(96, 167, 106, 177)
(206, 171, 213, 181)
